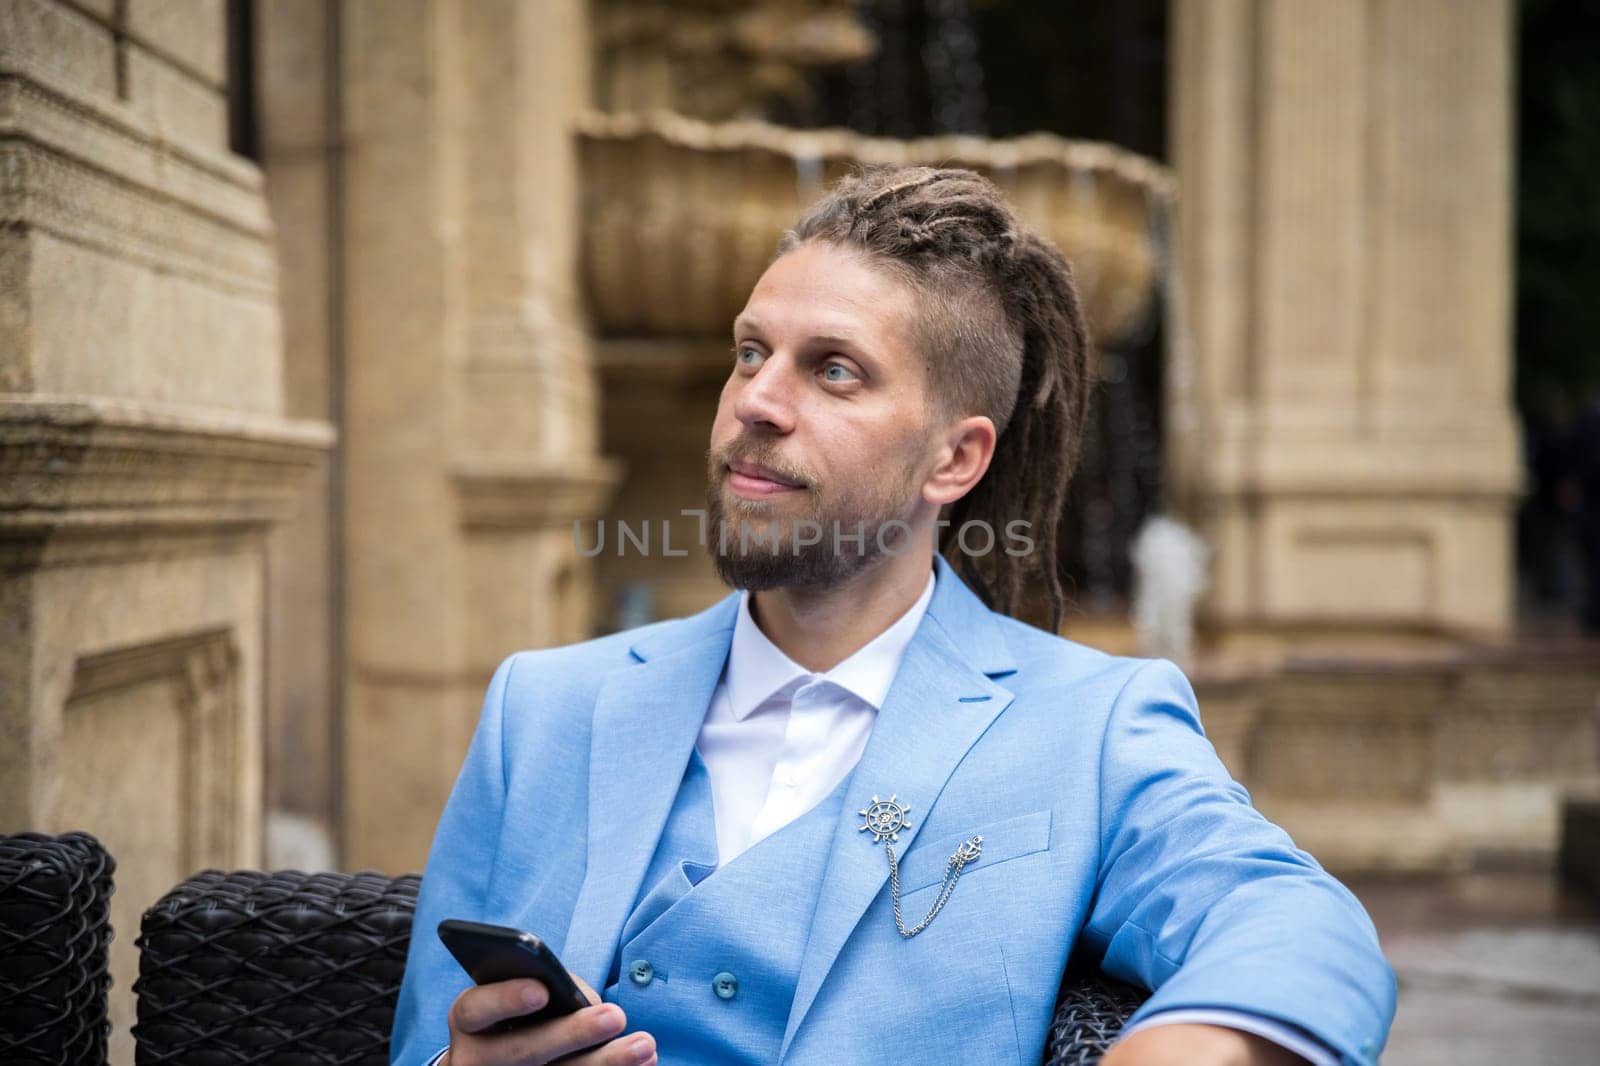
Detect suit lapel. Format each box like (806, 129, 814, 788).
(780, 556, 1018, 1060)
(561, 597, 739, 986)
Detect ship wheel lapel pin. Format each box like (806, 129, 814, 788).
(858, 793, 983, 939)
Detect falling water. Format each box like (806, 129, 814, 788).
(1067, 181, 1176, 619)
(795, 145, 825, 206)
(1125, 192, 1211, 648)
(922, 0, 988, 134)
(842, 0, 988, 136)
(1130, 515, 1209, 664)
(848, 0, 915, 136)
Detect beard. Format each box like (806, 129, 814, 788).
(704, 438, 923, 591)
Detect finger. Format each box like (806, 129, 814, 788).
(449, 978, 548, 1035)
(495, 1002, 630, 1064)
(566, 1029, 657, 1066)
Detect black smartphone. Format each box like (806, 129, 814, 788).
(437, 919, 592, 1033)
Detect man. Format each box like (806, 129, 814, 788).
(390, 166, 1396, 1066)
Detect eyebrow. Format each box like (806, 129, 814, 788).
(732, 314, 866, 349)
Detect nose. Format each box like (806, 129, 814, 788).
(733, 355, 797, 435)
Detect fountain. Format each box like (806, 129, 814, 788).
(577, 109, 1172, 348)
(578, 2, 1176, 626)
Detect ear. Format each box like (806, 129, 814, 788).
(922, 414, 998, 506)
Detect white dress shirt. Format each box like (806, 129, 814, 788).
(694, 571, 935, 866)
(430, 565, 1335, 1064)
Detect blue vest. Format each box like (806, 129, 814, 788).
(601, 745, 856, 1064)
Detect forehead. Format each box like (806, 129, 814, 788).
(734, 241, 917, 349)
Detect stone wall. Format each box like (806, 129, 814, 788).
(0, 1, 332, 1059)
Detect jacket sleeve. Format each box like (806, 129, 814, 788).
(1078, 658, 1397, 1066)
(389, 652, 519, 1065)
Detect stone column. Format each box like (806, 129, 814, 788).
(256, 0, 341, 871)
(1168, 0, 1520, 645)
(338, 0, 616, 872)
(0, 1, 332, 1060)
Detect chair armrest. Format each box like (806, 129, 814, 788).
(132, 869, 420, 1063)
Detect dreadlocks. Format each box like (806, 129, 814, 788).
(775, 164, 1091, 631)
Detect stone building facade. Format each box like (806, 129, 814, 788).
(1, 0, 332, 1057)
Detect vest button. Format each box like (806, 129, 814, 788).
(711, 971, 738, 1000)
(628, 959, 654, 986)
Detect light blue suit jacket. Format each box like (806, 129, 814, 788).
(390, 554, 1396, 1065)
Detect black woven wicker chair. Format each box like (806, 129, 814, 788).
(133, 870, 420, 1065)
(131, 867, 1146, 1065)
(1046, 956, 1151, 1065)
(0, 831, 117, 1065)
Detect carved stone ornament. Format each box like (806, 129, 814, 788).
(0, 397, 334, 566)
(577, 109, 1174, 348)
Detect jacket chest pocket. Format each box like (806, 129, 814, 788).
(893, 807, 1052, 897)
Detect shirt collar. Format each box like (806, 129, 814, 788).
(724, 566, 937, 721)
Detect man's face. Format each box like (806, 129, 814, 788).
(706, 240, 938, 590)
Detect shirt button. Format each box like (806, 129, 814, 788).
(712, 971, 738, 1000)
(628, 959, 654, 986)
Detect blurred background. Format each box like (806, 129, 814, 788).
(2, 1, 1598, 1062)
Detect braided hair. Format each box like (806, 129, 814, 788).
(775, 164, 1091, 630)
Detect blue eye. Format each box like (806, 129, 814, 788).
(822, 363, 857, 382)
(736, 346, 764, 367)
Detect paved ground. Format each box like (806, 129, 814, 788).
(1346, 871, 1600, 1065)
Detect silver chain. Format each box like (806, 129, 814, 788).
(885, 835, 983, 938)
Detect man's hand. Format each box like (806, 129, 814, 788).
(1100, 1023, 1309, 1066)
(442, 971, 656, 1066)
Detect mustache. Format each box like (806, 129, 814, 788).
(710, 440, 816, 489)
